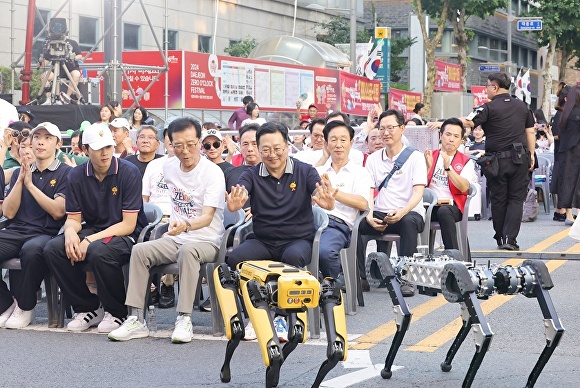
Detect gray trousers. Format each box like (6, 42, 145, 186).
(125, 237, 218, 314)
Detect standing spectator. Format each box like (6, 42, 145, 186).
(0, 123, 71, 329)
(97, 105, 115, 124)
(130, 106, 148, 130)
(315, 120, 372, 278)
(125, 125, 162, 177)
(108, 117, 225, 343)
(464, 126, 485, 158)
(109, 118, 135, 158)
(44, 123, 148, 333)
(412, 103, 427, 125)
(551, 84, 570, 222)
(296, 102, 321, 122)
(555, 85, 580, 225)
(16, 107, 35, 125)
(201, 128, 233, 173)
(357, 109, 427, 296)
(461, 72, 535, 250)
(424, 118, 476, 251)
(228, 95, 254, 131)
(109, 101, 123, 118)
(363, 127, 384, 166)
(240, 102, 266, 127)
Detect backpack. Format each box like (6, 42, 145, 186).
(522, 188, 539, 222)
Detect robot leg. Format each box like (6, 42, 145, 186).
(367, 253, 412, 380)
(312, 277, 348, 388)
(282, 311, 307, 361)
(214, 263, 244, 383)
(242, 279, 283, 388)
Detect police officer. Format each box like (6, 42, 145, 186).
(461, 72, 535, 251)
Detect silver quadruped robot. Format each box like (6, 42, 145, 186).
(370, 249, 564, 388)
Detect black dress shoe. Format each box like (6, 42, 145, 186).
(400, 283, 415, 297)
(199, 298, 211, 312)
(158, 284, 175, 309)
(500, 240, 520, 251)
(474, 214, 481, 221)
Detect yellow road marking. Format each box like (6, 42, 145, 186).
(406, 259, 567, 352)
(565, 243, 580, 253)
(351, 258, 524, 350)
(526, 228, 571, 251)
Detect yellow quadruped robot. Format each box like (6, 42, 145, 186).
(214, 260, 348, 388)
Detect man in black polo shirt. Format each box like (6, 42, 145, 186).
(0, 122, 71, 329)
(461, 72, 535, 250)
(44, 122, 148, 333)
(226, 122, 336, 340)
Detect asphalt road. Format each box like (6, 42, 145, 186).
(1, 211, 579, 387)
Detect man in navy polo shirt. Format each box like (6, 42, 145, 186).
(44, 122, 148, 333)
(226, 121, 336, 341)
(0, 122, 71, 329)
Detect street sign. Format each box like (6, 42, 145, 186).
(517, 20, 542, 31)
(479, 64, 500, 72)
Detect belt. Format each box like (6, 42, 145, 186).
(328, 214, 346, 225)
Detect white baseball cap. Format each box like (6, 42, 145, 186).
(31, 122, 62, 140)
(109, 117, 131, 130)
(201, 128, 223, 142)
(82, 123, 116, 150)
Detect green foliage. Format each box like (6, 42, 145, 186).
(390, 36, 416, 83)
(315, 16, 372, 44)
(0, 65, 44, 100)
(224, 36, 257, 58)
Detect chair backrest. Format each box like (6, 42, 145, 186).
(421, 188, 438, 245)
(143, 202, 164, 225)
(312, 206, 329, 231)
(224, 208, 245, 229)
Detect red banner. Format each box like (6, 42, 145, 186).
(338, 72, 382, 116)
(471, 86, 489, 107)
(434, 59, 462, 92)
(388, 88, 423, 120)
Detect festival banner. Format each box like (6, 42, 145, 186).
(388, 88, 423, 120)
(434, 59, 462, 92)
(338, 71, 381, 116)
(471, 86, 489, 107)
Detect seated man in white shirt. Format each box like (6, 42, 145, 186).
(356, 109, 427, 297)
(294, 118, 364, 167)
(424, 117, 476, 252)
(315, 121, 372, 278)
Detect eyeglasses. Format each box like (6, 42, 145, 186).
(260, 147, 286, 156)
(137, 135, 158, 141)
(203, 141, 221, 150)
(172, 140, 199, 151)
(378, 125, 402, 133)
(12, 129, 30, 138)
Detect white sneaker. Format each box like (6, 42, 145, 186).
(108, 316, 149, 341)
(67, 306, 104, 332)
(243, 321, 257, 341)
(273, 316, 288, 343)
(171, 315, 193, 343)
(0, 300, 16, 328)
(5, 305, 35, 329)
(97, 312, 125, 333)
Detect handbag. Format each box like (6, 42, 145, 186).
(476, 153, 499, 179)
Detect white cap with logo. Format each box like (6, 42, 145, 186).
(109, 117, 131, 130)
(83, 123, 116, 150)
(201, 128, 223, 142)
(31, 122, 62, 140)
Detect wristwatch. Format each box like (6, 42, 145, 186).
(185, 220, 192, 232)
(444, 167, 451, 171)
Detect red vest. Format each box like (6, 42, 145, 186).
(427, 149, 470, 214)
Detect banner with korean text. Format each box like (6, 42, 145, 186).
(471, 86, 489, 108)
(388, 88, 423, 120)
(338, 71, 381, 116)
(434, 60, 461, 92)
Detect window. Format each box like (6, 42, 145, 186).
(32, 9, 50, 65)
(79, 16, 98, 51)
(198, 35, 211, 53)
(162, 29, 178, 50)
(124, 23, 140, 50)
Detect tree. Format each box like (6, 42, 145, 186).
(314, 15, 372, 45)
(526, 0, 580, 116)
(224, 36, 257, 58)
(0, 65, 42, 99)
(412, 0, 450, 116)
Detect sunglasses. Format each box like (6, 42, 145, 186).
(12, 129, 30, 138)
(203, 141, 221, 150)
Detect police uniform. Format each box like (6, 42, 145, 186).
(472, 93, 535, 246)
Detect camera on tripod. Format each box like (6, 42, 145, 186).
(41, 18, 75, 62)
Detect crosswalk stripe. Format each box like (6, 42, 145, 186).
(406, 259, 567, 352)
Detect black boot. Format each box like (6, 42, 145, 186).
(158, 284, 175, 309)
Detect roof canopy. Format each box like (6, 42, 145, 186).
(248, 35, 351, 70)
